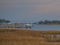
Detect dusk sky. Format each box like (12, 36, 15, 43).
(0, 0, 60, 23)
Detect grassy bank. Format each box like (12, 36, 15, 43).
(0, 28, 60, 45)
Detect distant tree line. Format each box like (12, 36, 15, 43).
(36, 20, 60, 24)
(0, 19, 10, 24)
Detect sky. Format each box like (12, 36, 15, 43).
(0, 0, 60, 23)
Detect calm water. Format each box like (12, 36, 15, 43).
(32, 24, 60, 30)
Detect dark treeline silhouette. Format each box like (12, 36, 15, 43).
(36, 20, 60, 24)
(0, 19, 10, 24)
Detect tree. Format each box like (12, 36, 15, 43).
(36, 20, 60, 24)
(0, 19, 10, 24)
(5, 20, 10, 23)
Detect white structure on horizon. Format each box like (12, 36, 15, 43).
(0, 23, 33, 29)
(24, 24, 32, 29)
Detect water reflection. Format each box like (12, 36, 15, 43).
(32, 24, 60, 30)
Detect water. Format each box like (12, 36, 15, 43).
(32, 24, 60, 30)
(0, 24, 60, 30)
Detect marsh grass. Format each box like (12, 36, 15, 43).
(0, 28, 60, 45)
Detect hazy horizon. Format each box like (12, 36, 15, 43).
(0, 0, 60, 23)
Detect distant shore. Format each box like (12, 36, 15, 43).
(36, 24, 60, 25)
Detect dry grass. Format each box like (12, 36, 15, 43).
(0, 28, 60, 45)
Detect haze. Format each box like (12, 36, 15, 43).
(0, 0, 60, 23)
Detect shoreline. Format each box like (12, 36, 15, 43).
(0, 28, 60, 31)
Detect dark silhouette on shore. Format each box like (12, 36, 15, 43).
(34, 20, 60, 25)
(0, 19, 10, 24)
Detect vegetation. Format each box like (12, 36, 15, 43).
(0, 19, 10, 24)
(36, 20, 60, 25)
(0, 29, 60, 45)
